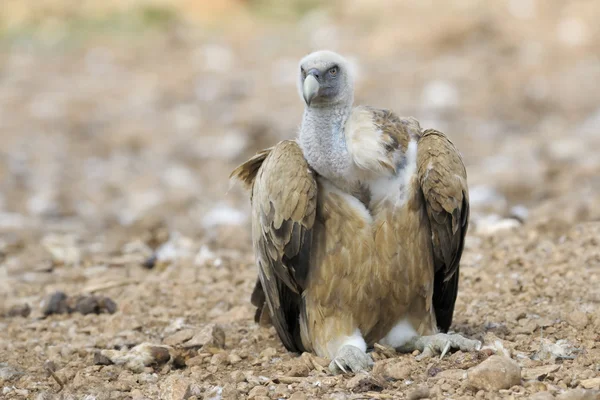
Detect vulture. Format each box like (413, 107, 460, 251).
(231, 50, 480, 374)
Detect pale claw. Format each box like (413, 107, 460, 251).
(401, 333, 481, 361)
(328, 345, 374, 374)
(334, 359, 347, 374)
(440, 341, 452, 360)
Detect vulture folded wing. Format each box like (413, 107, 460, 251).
(231, 140, 317, 352)
(417, 130, 469, 332)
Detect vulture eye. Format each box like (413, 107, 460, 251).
(328, 66, 338, 76)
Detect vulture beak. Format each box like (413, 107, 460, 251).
(303, 74, 320, 106)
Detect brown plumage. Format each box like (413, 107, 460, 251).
(231, 50, 478, 373)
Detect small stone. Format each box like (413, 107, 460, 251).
(288, 362, 310, 377)
(259, 347, 277, 359)
(230, 370, 246, 383)
(183, 324, 226, 349)
(438, 368, 467, 380)
(467, 355, 521, 391)
(94, 352, 114, 366)
(247, 385, 269, 398)
(185, 355, 204, 367)
(211, 352, 229, 366)
(41, 291, 70, 316)
(74, 295, 101, 314)
(289, 392, 307, 400)
(567, 311, 589, 330)
(130, 389, 145, 400)
(526, 381, 549, 392)
(580, 378, 600, 389)
(373, 360, 411, 380)
(522, 365, 560, 381)
(160, 374, 192, 400)
(150, 346, 171, 365)
(529, 392, 555, 400)
(407, 385, 430, 400)
(99, 296, 117, 314)
(6, 303, 31, 317)
(556, 389, 600, 400)
(228, 354, 242, 365)
(164, 329, 195, 346)
(346, 372, 385, 393)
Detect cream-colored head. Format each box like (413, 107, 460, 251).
(297, 50, 355, 108)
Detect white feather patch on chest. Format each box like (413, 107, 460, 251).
(345, 107, 395, 177)
(369, 139, 418, 206)
(379, 317, 418, 348)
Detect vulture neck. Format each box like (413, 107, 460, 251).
(299, 102, 354, 187)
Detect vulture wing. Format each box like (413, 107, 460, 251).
(416, 130, 469, 332)
(230, 140, 317, 352)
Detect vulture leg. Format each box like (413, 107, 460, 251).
(329, 345, 374, 374)
(396, 333, 482, 360)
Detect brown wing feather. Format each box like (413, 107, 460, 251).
(417, 129, 469, 332)
(231, 140, 317, 352)
(230, 147, 273, 191)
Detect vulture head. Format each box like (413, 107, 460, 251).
(297, 50, 354, 108)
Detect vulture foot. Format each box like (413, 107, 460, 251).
(328, 345, 374, 374)
(399, 333, 481, 360)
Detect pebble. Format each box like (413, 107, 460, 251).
(73, 295, 117, 314)
(289, 392, 307, 400)
(345, 372, 385, 393)
(164, 329, 195, 346)
(41, 291, 117, 316)
(41, 291, 70, 316)
(407, 385, 430, 400)
(230, 370, 246, 383)
(556, 389, 600, 400)
(160, 374, 192, 400)
(185, 355, 204, 367)
(522, 365, 560, 381)
(247, 385, 269, 398)
(259, 347, 277, 359)
(529, 391, 555, 400)
(438, 368, 467, 380)
(373, 360, 411, 380)
(467, 355, 522, 391)
(182, 324, 226, 349)
(228, 353, 242, 365)
(580, 377, 600, 390)
(567, 310, 589, 329)
(211, 352, 229, 366)
(6, 303, 31, 317)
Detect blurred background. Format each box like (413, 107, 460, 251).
(1, 0, 599, 237)
(1, 0, 600, 398)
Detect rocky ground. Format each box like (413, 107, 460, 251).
(1, 1, 600, 399)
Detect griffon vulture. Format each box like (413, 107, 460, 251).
(231, 50, 480, 374)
